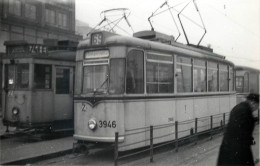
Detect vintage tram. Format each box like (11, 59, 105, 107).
(235, 66, 260, 103)
(73, 30, 236, 151)
(2, 40, 76, 132)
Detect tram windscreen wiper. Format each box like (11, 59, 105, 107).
(93, 76, 108, 95)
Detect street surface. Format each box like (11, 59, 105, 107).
(34, 125, 259, 166)
(1, 114, 259, 166)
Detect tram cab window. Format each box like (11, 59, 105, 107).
(5, 64, 29, 89)
(219, 64, 228, 91)
(109, 58, 125, 94)
(56, 68, 70, 94)
(208, 62, 218, 92)
(146, 52, 174, 93)
(34, 64, 52, 89)
(176, 56, 192, 92)
(126, 50, 144, 94)
(236, 76, 244, 93)
(193, 59, 206, 92)
(82, 63, 108, 94)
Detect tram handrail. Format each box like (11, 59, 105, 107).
(114, 112, 231, 166)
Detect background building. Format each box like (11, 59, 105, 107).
(0, 0, 82, 52)
(0, 0, 82, 115)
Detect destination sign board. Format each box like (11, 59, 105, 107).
(6, 44, 48, 55)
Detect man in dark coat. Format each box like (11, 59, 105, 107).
(217, 93, 259, 166)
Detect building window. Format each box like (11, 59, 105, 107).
(45, 9, 55, 25)
(34, 64, 52, 89)
(176, 56, 192, 93)
(208, 62, 218, 92)
(146, 52, 173, 93)
(126, 50, 144, 94)
(57, 12, 68, 28)
(25, 3, 36, 20)
(9, 0, 21, 16)
(194, 59, 206, 92)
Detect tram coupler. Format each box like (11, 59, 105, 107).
(73, 141, 89, 155)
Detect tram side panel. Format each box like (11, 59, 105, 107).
(122, 100, 146, 151)
(194, 97, 210, 132)
(146, 99, 175, 145)
(176, 98, 194, 138)
(31, 91, 54, 123)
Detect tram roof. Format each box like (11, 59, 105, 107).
(235, 65, 260, 73)
(78, 31, 234, 65)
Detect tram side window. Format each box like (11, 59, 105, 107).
(5, 64, 29, 89)
(176, 56, 192, 92)
(126, 50, 144, 94)
(109, 58, 125, 94)
(229, 66, 234, 91)
(146, 53, 174, 93)
(56, 68, 70, 94)
(208, 62, 218, 92)
(219, 64, 228, 91)
(193, 59, 206, 92)
(34, 64, 52, 89)
(243, 72, 249, 92)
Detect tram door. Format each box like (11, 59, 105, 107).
(54, 67, 74, 121)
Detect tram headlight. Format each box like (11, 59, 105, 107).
(12, 107, 19, 115)
(88, 118, 97, 130)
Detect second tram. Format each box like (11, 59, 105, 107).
(73, 30, 236, 151)
(2, 40, 76, 132)
(235, 66, 260, 103)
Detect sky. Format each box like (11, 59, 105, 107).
(75, 0, 260, 70)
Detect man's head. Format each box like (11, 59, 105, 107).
(246, 93, 259, 111)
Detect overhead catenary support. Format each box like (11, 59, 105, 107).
(87, 8, 134, 36)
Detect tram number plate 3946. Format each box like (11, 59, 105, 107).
(99, 120, 117, 128)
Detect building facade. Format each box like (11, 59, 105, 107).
(0, 0, 82, 52)
(0, 0, 82, 115)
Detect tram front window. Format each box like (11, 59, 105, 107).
(83, 65, 108, 94)
(5, 64, 29, 89)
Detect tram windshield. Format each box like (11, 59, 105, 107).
(83, 65, 108, 94)
(5, 64, 29, 89)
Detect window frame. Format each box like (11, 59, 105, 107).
(176, 55, 193, 93)
(5, 63, 30, 90)
(146, 52, 174, 94)
(126, 49, 144, 94)
(34, 64, 52, 90)
(193, 58, 207, 93)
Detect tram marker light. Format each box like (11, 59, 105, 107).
(12, 107, 19, 115)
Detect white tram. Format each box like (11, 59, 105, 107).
(2, 40, 75, 132)
(73, 30, 236, 151)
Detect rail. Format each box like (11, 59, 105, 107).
(114, 112, 230, 166)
